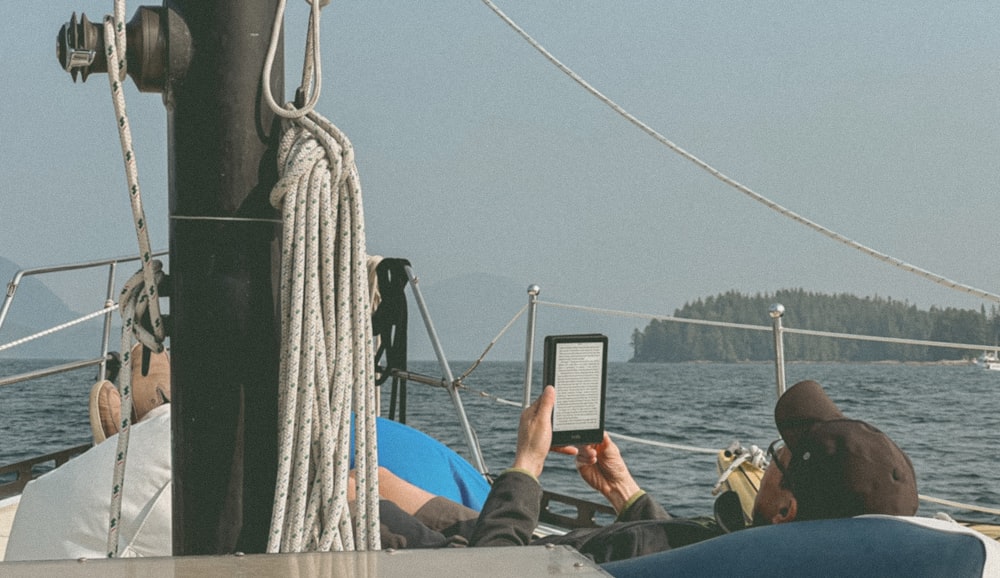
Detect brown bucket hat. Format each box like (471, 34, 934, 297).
(88, 344, 171, 444)
(774, 380, 918, 520)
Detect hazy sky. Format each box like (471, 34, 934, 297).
(4, 2, 1000, 359)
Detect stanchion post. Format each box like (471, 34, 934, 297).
(769, 303, 786, 398)
(522, 285, 540, 408)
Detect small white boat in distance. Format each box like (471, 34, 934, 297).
(975, 351, 1000, 370)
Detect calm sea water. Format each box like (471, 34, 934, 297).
(3, 359, 998, 524)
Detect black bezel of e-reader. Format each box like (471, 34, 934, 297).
(544, 333, 608, 446)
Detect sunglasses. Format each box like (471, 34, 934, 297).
(766, 438, 787, 475)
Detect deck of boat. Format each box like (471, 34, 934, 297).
(1, 543, 608, 577)
(2, 489, 606, 574)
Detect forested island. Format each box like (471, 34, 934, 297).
(629, 289, 1000, 363)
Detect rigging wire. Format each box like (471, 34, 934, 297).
(456, 302, 529, 384)
(480, 0, 1000, 305)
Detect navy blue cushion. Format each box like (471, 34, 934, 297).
(603, 517, 986, 577)
(351, 416, 491, 510)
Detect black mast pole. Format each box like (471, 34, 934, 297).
(165, 0, 282, 555)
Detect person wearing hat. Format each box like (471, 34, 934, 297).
(358, 379, 920, 562)
(463, 379, 919, 561)
(753, 378, 918, 525)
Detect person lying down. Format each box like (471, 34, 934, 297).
(354, 380, 928, 564)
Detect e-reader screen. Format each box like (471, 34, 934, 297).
(544, 334, 608, 446)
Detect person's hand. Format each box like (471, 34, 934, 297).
(511, 385, 556, 478)
(574, 433, 641, 513)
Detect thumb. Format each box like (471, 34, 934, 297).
(535, 385, 556, 415)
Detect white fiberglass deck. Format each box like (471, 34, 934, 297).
(0, 544, 609, 577)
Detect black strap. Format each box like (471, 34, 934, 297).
(371, 258, 410, 422)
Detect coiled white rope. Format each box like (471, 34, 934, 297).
(263, 0, 379, 552)
(261, 0, 378, 553)
(481, 0, 1000, 305)
(266, 110, 379, 551)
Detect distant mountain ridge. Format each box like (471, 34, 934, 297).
(0, 256, 109, 359)
(0, 256, 636, 363)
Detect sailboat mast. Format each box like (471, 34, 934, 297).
(57, 0, 285, 555)
(166, 0, 283, 556)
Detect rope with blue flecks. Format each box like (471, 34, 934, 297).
(104, 2, 164, 349)
(263, 0, 324, 119)
(265, 0, 380, 553)
(104, 268, 151, 557)
(266, 110, 380, 553)
(100, 0, 166, 557)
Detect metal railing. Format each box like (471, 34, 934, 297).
(0, 444, 91, 500)
(400, 264, 488, 475)
(0, 251, 167, 387)
(0, 252, 168, 490)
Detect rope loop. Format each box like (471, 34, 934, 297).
(106, 260, 167, 557)
(119, 260, 167, 353)
(263, 0, 325, 119)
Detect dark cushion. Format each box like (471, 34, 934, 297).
(603, 517, 987, 577)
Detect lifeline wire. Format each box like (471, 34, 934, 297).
(537, 299, 1000, 354)
(481, 0, 1000, 304)
(0, 305, 117, 353)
